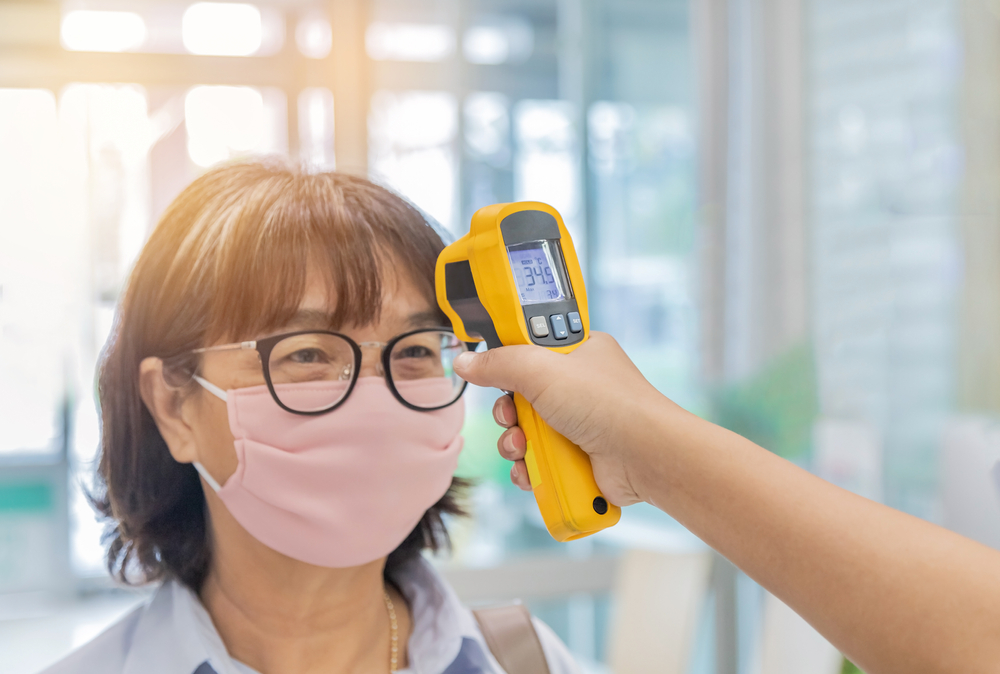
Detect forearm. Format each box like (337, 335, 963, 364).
(456, 336, 1000, 672)
(634, 397, 1000, 674)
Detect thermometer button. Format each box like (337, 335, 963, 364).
(529, 315, 550, 337)
(567, 311, 583, 333)
(549, 314, 569, 340)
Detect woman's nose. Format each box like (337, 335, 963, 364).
(357, 343, 385, 378)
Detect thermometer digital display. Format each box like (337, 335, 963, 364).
(507, 240, 572, 305)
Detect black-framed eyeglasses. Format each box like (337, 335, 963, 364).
(190, 327, 471, 415)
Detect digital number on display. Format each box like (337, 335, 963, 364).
(508, 244, 566, 305)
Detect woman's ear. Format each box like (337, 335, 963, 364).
(139, 357, 200, 464)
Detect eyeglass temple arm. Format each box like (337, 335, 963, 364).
(191, 340, 257, 354)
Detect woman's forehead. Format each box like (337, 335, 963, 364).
(209, 242, 443, 345)
(295, 263, 438, 331)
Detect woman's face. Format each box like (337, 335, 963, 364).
(187, 261, 441, 489)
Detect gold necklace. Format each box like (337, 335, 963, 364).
(383, 591, 399, 673)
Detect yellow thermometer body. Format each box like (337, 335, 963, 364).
(436, 201, 621, 541)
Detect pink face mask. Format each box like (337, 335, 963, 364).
(191, 376, 464, 568)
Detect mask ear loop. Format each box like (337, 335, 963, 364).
(193, 462, 223, 493)
(193, 375, 228, 401)
(190, 375, 228, 493)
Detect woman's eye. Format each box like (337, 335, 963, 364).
(396, 345, 435, 359)
(289, 348, 328, 364)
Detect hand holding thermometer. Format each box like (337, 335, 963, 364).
(436, 201, 622, 541)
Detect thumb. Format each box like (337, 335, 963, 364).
(453, 344, 555, 398)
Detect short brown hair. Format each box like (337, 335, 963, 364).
(95, 159, 466, 590)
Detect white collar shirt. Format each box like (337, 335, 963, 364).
(42, 557, 579, 674)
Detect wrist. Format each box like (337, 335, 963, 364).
(615, 390, 667, 505)
(627, 390, 701, 507)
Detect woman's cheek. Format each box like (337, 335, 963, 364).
(193, 396, 240, 485)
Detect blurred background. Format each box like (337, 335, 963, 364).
(1, 0, 999, 672)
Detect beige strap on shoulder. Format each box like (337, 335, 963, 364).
(472, 603, 551, 674)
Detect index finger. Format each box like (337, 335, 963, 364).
(492, 394, 518, 428)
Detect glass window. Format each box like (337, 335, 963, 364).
(59, 1, 285, 56)
(588, 102, 699, 405)
(58, 83, 156, 574)
(61, 10, 147, 52)
(298, 88, 335, 170)
(463, 17, 534, 65)
(369, 90, 458, 232)
(296, 14, 332, 59)
(462, 92, 512, 225)
(366, 23, 455, 62)
(808, 0, 961, 517)
(513, 101, 582, 243)
(184, 85, 287, 167)
(0, 89, 82, 457)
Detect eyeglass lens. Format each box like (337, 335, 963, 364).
(267, 333, 355, 412)
(266, 330, 466, 413)
(387, 331, 467, 409)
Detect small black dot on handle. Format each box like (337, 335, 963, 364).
(593, 497, 608, 515)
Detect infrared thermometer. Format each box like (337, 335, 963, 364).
(436, 201, 622, 541)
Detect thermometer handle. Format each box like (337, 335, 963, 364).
(512, 393, 622, 541)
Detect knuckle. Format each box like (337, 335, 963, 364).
(477, 346, 498, 369)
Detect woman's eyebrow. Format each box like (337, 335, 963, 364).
(286, 309, 337, 329)
(285, 309, 441, 331)
(407, 310, 443, 328)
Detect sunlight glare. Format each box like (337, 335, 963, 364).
(185, 85, 266, 166)
(514, 100, 580, 238)
(299, 88, 335, 168)
(61, 10, 147, 52)
(366, 23, 455, 62)
(463, 26, 508, 64)
(463, 18, 533, 65)
(182, 3, 262, 56)
(369, 91, 457, 231)
(0, 89, 78, 455)
(296, 16, 332, 59)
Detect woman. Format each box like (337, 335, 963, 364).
(47, 161, 577, 674)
